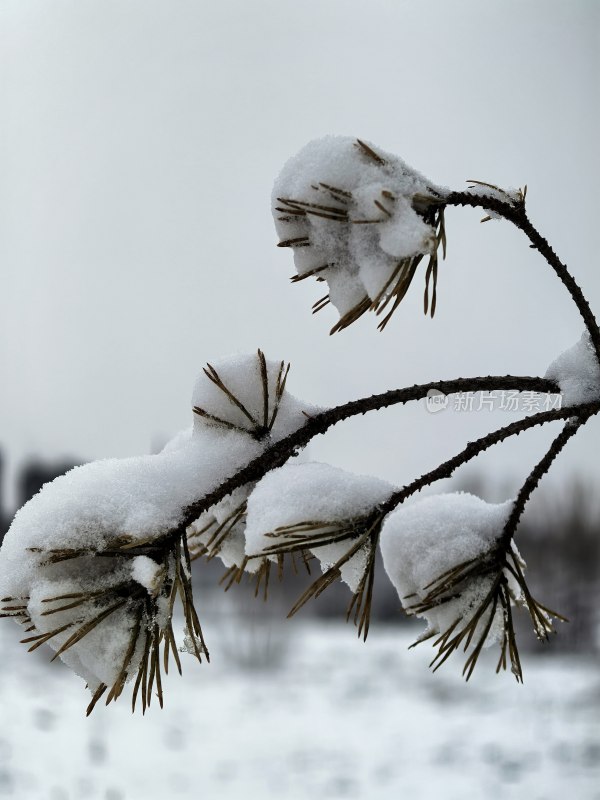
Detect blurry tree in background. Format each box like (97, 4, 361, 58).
(517, 480, 600, 653)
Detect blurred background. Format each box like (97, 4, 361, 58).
(0, 1, 598, 798)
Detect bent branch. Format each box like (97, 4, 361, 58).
(174, 374, 559, 532)
(444, 192, 600, 366)
(377, 401, 599, 520)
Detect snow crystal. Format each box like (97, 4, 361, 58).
(245, 462, 393, 592)
(380, 493, 515, 642)
(272, 136, 445, 322)
(544, 330, 600, 406)
(0, 352, 315, 692)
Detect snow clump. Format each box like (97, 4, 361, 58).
(380, 492, 519, 644)
(544, 330, 600, 406)
(245, 461, 393, 592)
(0, 352, 315, 699)
(273, 136, 447, 331)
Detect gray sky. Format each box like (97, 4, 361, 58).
(1, 0, 599, 509)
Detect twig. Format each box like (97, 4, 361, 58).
(377, 402, 599, 519)
(444, 192, 600, 366)
(498, 411, 592, 549)
(175, 375, 558, 531)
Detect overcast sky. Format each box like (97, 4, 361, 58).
(1, 0, 599, 510)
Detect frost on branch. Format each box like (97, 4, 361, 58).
(245, 462, 392, 636)
(380, 493, 561, 681)
(0, 351, 315, 712)
(544, 330, 600, 406)
(273, 136, 447, 332)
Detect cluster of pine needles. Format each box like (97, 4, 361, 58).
(275, 138, 447, 332)
(188, 499, 383, 641)
(405, 543, 567, 682)
(193, 349, 290, 439)
(253, 512, 383, 641)
(1, 533, 207, 715)
(188, 498, 248, 564)
(0, 506, 569, 713)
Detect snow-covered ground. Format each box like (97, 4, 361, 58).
(0, 613, 598, 800)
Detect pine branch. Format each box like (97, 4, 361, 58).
(175, 374, 558, 531)
(377, 401, 599, 519)
(498, 410, 593, 550)
(444, 191, 600, 366)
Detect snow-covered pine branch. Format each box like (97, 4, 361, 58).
(273, 135, 447, 331)
(2, 136, 599, 714)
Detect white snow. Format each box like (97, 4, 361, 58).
(185, 352, 321, 572)
(272, 136, 445, 322)
(25, 567, 138, 690)
(544, 330, 600, 406)
(131, 555, 165, 595)
(0, 429, 263, 598)
(187, 485, 251, 570)
(380, 492, 515, 643)
(192, 352, 319, 441)
(245, 462, 393, 592)
(160, 425, 193, 453)
(0, 618, 596, 800)
(465, 180, 524, 220)
(0, 352, 315, 692)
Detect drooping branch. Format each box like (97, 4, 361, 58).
(377, 401, 600, 521)
(5, 133, 600, 710)
(498, 409, 594, 550)
(251, 400, 599, 650)
(444, 191, 600, 366)
(174, 374, 559, 532)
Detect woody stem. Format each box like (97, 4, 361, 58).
(444, 192, 600, 366)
